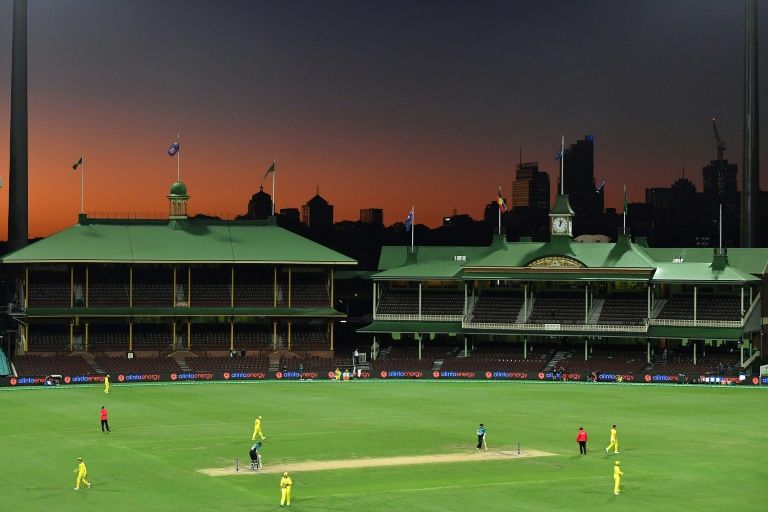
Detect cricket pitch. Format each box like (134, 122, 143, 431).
(198, 448, 555, 476)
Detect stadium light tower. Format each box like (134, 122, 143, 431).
(7, 0, 29, 252)
(741, 0, 760, 247)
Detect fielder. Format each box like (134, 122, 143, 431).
(73, 458, 91, 490)
(605, 424, 619, 454)
(280, 471, 292, 507)
(252, 416, 266, 441)
(613, 460, 623, 495)
(104, 374, 110, 394)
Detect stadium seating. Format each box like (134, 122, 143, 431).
(191, 283, 231, 307)
(560, 347, 648, 374)
(185, 355, 269, 372)
(87, 324, 129, 351)
(657, 346, 740, 375)
(598, 293, 647, 325)
(470, 289, 524, 323)
(131, 324, 173, 351)
(289, 325, 328, 351)
(377, 289, 464, 317)
(133, 282, 174, 307)
(27, 324, 71, 352)
(190, 325, 230, 349)
(0, 349, 11, 376)
(95, 355, 182, 374)
(233, 324, 273, 349)
(88, 282, 130, 307)
(28, 270, 70, 307)
(440, 342, 550, 372)
(371, 345, 433, 371)
(13, 354, 95, 376)
(279, 355, 348, 373)
(528, 291, 585, 324)
(657, 294, 741, 321)
(289, 273, 330, 306)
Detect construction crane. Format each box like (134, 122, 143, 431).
(712, 118, 727, 161)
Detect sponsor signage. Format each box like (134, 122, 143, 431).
(597, 373, 636, 383)
(432, 370, 477, 379)
(484, 371, 529, 380)
(538, 371, 583, 381)
(274, 371, 319, 380)
(643, 374, 678, 382)
(761, 377, 768, 385)
(222, 372, 266, 381)
(170, 372, 214, 381)
(118, 373, 162, 382)
(379, 370, 423, 379)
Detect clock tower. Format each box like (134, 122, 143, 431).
(549, 194, 575, 237)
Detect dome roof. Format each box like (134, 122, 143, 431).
(169, 181, 188, 196)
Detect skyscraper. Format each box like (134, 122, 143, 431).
(512, 162, 550, 212)
(557, 136, 603, 217)
(359, 208, 383, 225)
(301, 191, 334, 230)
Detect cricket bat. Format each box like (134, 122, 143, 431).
(483, 435, 488, 451)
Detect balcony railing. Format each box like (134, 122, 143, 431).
(374, 313, 463, 322)
(461, 321, 648, 333)
(649, 319, 743, 328)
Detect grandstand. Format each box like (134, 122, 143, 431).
(0, 181, 355, 379)
(359, 193, 767, 378)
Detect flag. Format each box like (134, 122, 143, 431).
(623, 185, 628, 214)
(404, 207, 414, 232)
(167, 141, 180, 157)
(596, 178, 605, 193)
(497, 186, 507, 212)
(262, 161, 275, 182)
(72, 156, 83, 170)
(556, 136, 565, 160)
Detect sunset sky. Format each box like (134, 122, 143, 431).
(0, 0, 766, 238)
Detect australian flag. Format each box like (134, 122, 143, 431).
(404, 207, 414, 232)
(167, 141, 180, 157)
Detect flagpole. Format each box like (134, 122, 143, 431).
(719, 203, 722, 250)
(623, 185, 627, 236)
(81, 155, 84, 214)
(411, 206, 414, 250)
(560, 136, 565, 195)
(272, 159, 276, 216)
(177, 133, 181, 182)
(498, 199, 501, 235)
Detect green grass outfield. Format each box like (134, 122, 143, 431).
(1, 381, 767, 511)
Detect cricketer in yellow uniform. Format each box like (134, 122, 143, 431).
(613, 461, 623, 495)
(74, 458, 91, 490)
(280, 472, 292, 506)
(605, 425, 619, 453)
(252, 416, 266, 441)
(104, 375, 110, 394)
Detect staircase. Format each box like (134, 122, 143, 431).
(170, 351, 193, 372)
(544, 350, 569, 372)
(587, 298, 605, 324)
(650, 299, 667, 319)
(80, 352, 106, 375)
(515, 298, 533, 323)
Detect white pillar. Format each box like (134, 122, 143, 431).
(418, 282, 422, 319)
(464, 336, 468, 357)
(464, 282, 468, 319)
(693, 341, 697, 366)
(740, 341, 744, 366)
(418, 337, 422, 360)
(584, 338, 588, 361)
(584, 284, 588, 323)
(372, 335, 377, 360)
(647, 285, 651, 319)
(523, 284, 528, 322)
(741, 287, 745, 316)
(524, 337, 527, 359)
(647, 340, 651, 363)
(372, 282, 377, 320)
(693, 286, 697, 323)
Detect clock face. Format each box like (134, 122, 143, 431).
(552, 217, 569, 233)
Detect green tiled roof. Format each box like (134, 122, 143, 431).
(651, 263, 760, 284)
(357, 321, 462, 334)
(25, 307, 345, 318)
(645, 248, 768, 276)
(2, 217, 356, 265)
